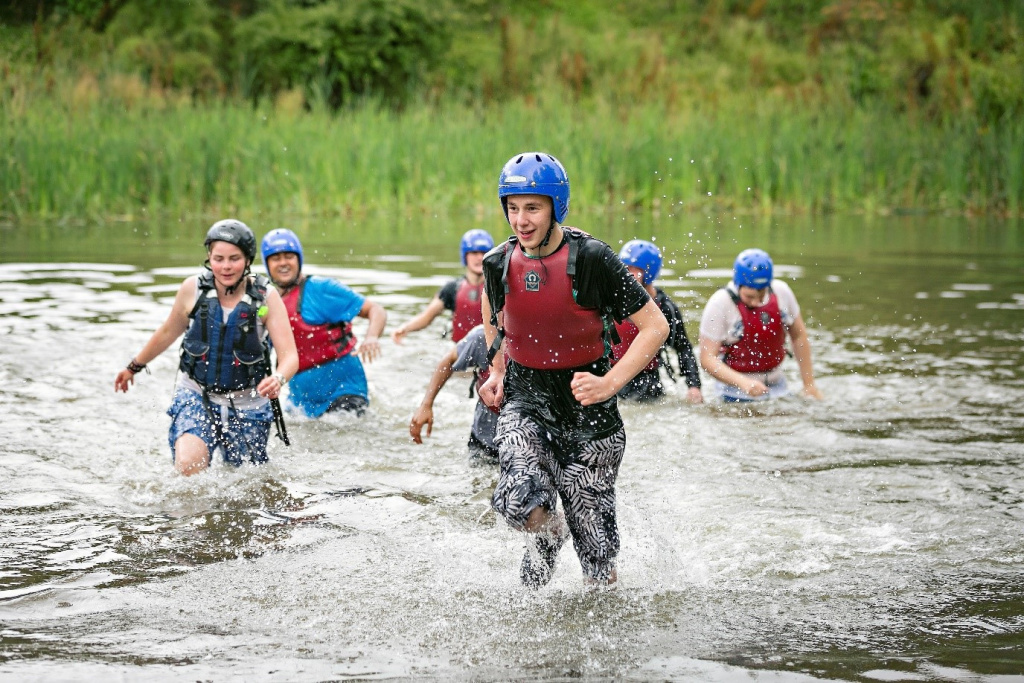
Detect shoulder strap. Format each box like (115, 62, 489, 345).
(500, 237, 516, 294)
(188, 272, 216, 320)
(249, 273, 270, 302)
(565, 228, 580, 277)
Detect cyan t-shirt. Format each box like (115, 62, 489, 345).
(285, 277, 368, 417)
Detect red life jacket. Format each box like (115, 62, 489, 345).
(280, 278, 356, 373)
(503, 241, 606, 369)
(722, 288, 786, 372)
(452, 278, 483, 343)
(611, 319, 659, 372)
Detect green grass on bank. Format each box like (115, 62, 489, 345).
(1, 2, 1022, 222)
(2, 90, 1022, 223)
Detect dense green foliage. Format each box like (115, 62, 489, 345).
(1, 0, 1022, 221)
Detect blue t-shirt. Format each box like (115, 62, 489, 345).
(286, 277, 368, 417)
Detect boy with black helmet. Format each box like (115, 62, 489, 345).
(699, 248, 823, 401)
(391, 228, 494, 345)
(114, 219, 299, 475)
(479, 152, 669, 588)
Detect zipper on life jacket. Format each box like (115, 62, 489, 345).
(214, 315, 229, 390)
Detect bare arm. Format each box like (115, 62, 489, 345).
(256, 288, 298, 399)
(391, 296, 445, 344)
(787, 315, 823, 399)
(114, 277, 195, 392)
(698, 335, 769, 397)
(572, 299, 668, 406)
(357, 299, 387, 363)
(478, 285, 506, 409)
(409, 346, 459, 444)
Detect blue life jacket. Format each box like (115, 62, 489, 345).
(179, 272, 270, 392)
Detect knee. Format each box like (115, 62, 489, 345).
(173, 435, 210, 476)
(174, 451, 209, 476)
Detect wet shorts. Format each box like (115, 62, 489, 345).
(167, 388, 273, 467)
(326, 394, 368, 416)
(467, 432, 499, 467)
(491, 408, 626, 582)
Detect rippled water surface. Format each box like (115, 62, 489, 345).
(1, 215, 1023, 681)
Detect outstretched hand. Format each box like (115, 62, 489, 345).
(114, 369, 136, 393)
(803, 384, 824, 400)
(410, 405, 433, 444)
(358, 336, 382, 364)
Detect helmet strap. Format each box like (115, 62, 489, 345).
(224, 263, 250, 295)
(539, 219, 556, 249)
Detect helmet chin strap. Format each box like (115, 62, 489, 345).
(223, 263, 251, 295)
(538, 219, 557, 249)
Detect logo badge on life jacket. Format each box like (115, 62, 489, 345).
(468, 289, 479, 301)
(759, 311, 772, 326)
(524, 270, 541, 292)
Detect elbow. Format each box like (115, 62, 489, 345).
(655, 318, 669, 346)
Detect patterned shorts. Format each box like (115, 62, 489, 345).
(167, 388, 273, 467)
(491, 409, 626, 581)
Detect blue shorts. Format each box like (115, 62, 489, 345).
(167, 388, 273, 467)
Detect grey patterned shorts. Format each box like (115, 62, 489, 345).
(491, 408, 626, 581)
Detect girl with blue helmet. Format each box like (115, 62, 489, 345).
(615, 240, 703, 403)
(392, 228, 494, 345)
(479, 151, 670, 588)
(114, 220, 299, 475)
(698, 248, 823, 401)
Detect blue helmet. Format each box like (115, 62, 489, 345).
(460, 229, 494, 265)
(619, 240, 662, 286)
(498, 152, 570, 224)
(261, 228, 304, 271)
(733, 248, 773, 288)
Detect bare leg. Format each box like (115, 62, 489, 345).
(174, 433, 211, 476)
(584, 569, 618, 587)
(523, 505, 565, 534)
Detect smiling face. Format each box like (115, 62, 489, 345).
(207, 241, 248, 288)
(266, 251, 301, 288)
(738, 285, 769, 307)
(505, 194, 555, 254)
(464, 250, 485, 278)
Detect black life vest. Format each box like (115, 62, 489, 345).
(179, 272, 270, 392)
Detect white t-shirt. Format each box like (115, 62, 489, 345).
(699, 279, 800, 345)
(699, 280, 800, 399)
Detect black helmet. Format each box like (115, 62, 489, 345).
(204, 219, 256, 262)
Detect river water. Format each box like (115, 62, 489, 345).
(1, 214, 1023, 681)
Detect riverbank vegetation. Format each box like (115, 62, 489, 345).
(2, 0, 1022, 222)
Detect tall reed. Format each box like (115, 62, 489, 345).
(2, 89, 1021, 222)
